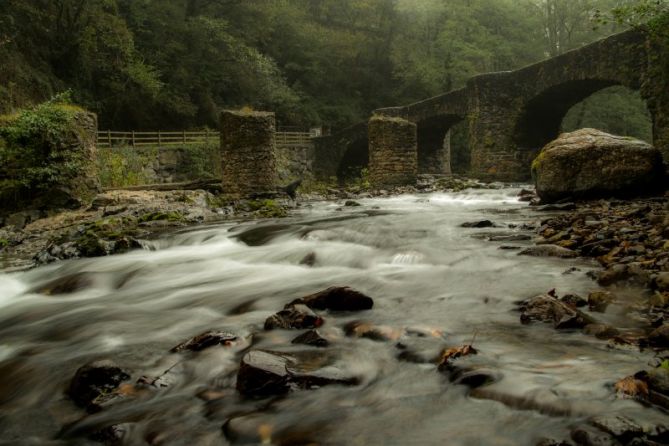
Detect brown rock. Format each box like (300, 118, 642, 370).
(170, 330, 238, 353)
(287, 286, 374, 312)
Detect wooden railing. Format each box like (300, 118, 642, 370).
(96, 130, 313, 148)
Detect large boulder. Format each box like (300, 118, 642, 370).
(531, 129, 663, 202)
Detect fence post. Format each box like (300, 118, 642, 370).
(107, 130, 111, 147)
(205, 128, 209, 143)
(182, 130, 186, 144)
(131, 131, 136, 147)
(158, 130, 162, 146)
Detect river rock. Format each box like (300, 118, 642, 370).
(560, 293, 587, 308)
(588, 291, 615, 313)
(287, 286, 374, 312)
(532, 129, 664, 203)
(344, 321, 402, 341)
(570, 425, 621, 446)
(170, 330, 238, 353)
(264, 305, 324, 330)
(589, 416, 644, 443)
(236, 350, 358, 397)
(68, 360, 131, 410)
(654, 272, 669, 292)
(648, 324, 669, 348)
(583, 324, 620, 340)
(291, 330, 330, 347)
(460, 220, 497, 228)
(518, 245, 578, 258)
(519, 294, 595, 329)
(31, 272, 94, 295)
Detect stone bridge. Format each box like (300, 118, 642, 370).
(314, 26, 669, 185)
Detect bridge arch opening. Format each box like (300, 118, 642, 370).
(336, 136, 369, 184)
(515, 81, 652, 154)
(561, 86, 652, 143)
(416, 115, 465, 175)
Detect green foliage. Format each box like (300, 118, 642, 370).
(562, 86, 653, 141)
(97, 146, 156, 188)
(245, 199, 288, 218)
(0, 92, 86, 202)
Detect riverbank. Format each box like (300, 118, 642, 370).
(0, 176, 492, 272)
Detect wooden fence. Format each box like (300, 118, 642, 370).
(96, 130, 313, 148)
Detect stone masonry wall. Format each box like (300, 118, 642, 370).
(368, 116, 417, 187)
(220, 110, 277, 198)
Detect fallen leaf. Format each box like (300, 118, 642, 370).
(437, 344, 478, 367)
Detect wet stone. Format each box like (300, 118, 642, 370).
(571, 426, 622, 446)
(287, 286, 374, 312)
(648, 324, 669, 348)
(583, 324, 620, 340)
(560, 294, 587, 308)
(299, 252, 317, 267)
(264, 304, 324, 330)
(344, 200, 361, 207)
(170, 330, 238, 353)
(588, 291, 615, 313)
(519, 294, 595, 329)
(460, 220, 497, 228)
(488, 234, 532, 242)
(236, 350, 358, 397)
(590, 416, 644, 443)
(68, 360, 131, 410)
(291, 330, 330, 347)
(518, 245, 578, 258)
(344, 321, 402, 342)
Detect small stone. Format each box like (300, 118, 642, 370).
(291, 330, 330, 347)
(170, 330, 238, 353)
(588, 291, 615, 313)
(460, 220, 496, 228)
(299, 252, 317, 267)
(655, 272, 669, 291)
(561, 294, 587, 308)
(287, 286, 373, 312)
(518, 245, 578, 258)
(30, 272, 94, 296)
(584, 324, 620, 339)
(344, 321, 402, 341)
(68, 360, 131, 410)
(519, 294, 595, 329)
(264, 305, 324, 330)
(648, 324, 669, 348)
(344, 200, 361, 207)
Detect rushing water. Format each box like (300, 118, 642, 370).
(0, 188, 665, 445)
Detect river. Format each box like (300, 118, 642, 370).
(0, 187, 664, 445)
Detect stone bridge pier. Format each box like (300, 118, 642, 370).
(368, 116, 417, 187)
(220, 110, 277, 198)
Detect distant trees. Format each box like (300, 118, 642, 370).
(0, 0, 658, 135)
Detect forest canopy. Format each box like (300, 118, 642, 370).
(0, 0, 659, 134)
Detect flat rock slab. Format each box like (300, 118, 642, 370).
(236, 350, 359, 397)
(519, 294, 596, 329)
(518, 245, 578, 258)
(264, 305, 324, 330)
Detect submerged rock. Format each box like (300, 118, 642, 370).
(30, 272, 94, 295)
(532, 128, 663, 203)
(68, 360, 131, 410)
(587, 291, 615, 313)
(287, 286, 374, 312)
(291, 330, 330, 347)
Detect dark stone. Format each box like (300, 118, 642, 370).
(571, 426, 622, 446)
(588, 291, 615, 313)
(291, 330, 330, 347)
(519, 294, 595, 329)
(170, 330, 238, 353)
(287, 286, 374, 312)
(535, 203, 577, 211)
(299, 252, 317, 267)
(583, 324, 620, 339)
(648, 324, 669, 348)
(590, 416, 644, 443)
(68, 360, 131, 410)
(518, 245, 578, 258)
(264, 305, 324, 330)
(461, 220, 496, 228)
(488, 234, 532, 242)
(236, 350, 358, 397)
(560, 294, 587, 308)
(344, 200, 362, 207)
(450, 367, 501, 389)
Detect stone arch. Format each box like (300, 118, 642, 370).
(336, 136, 369, 183)
(514, 79, 622, 151)
(416, 115, 465, 175)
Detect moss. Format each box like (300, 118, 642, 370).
(530, 150, 546, 179)
(245, 199, 288, 218)
(138, 211, 184, 223)
(0, 238, 8, 249)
